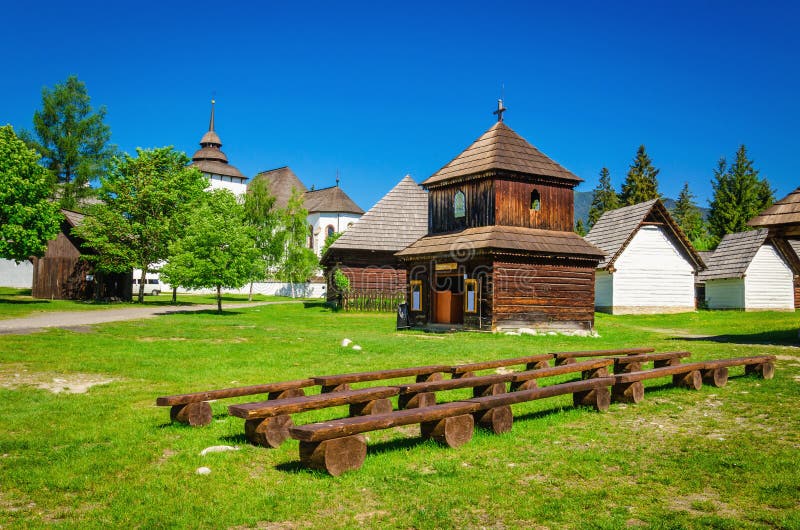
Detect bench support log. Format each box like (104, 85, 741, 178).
(299, 435, 367, 476)
(745, 362, 775, 380)
(653, 358, 680, 369)
(267, 388, 306, 401)
(526, 360, 550, 370)
(473, 406, 513, 434)
(472, 382, 507, 398)
(555, 357, 577, 367)
(582, 366, 610, 379)
(349, 398, 393, 417)
(420, 414, 474, 448)
(170, 402, 213, 426)
(612, 381, 644, 404)
(321, 383, 351, 393)
(702, 367, 729, 388)
(398, 392, 436, 410)
(672, 370, 702, 390)
(573, 386, 611, 412)
(245, 415, 293, 448)
(509, 379, 538, 392)
(613, 362, 641, 375)
(415, 372, 443, 383)
(451, 371, 475, 380)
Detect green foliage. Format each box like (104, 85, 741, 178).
(0, 125, 61, 262)
(333, 268, 350, 293)
(671, 182, 708, 244)
(73, 147, 207, 302)
(619, 145, 661, 206)
(587, 167, 621, 228)
(707, 146, 775, 240)
(161, 189, 261, 312)
(574, 218, 587, 236)
(244, 177, 283, 280)
(321, 231, 343, 257)
(276, 188, 318, 296)
(22, 76, 115, 210)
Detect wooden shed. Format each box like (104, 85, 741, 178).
(321, 175, 427, 309)
(699, 229, 799, 310)
(396, 108, 605, 332)
(31, 210, 132, 301)
(585, 199, 705, 314)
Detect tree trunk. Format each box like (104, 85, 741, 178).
(290, 280, 296, 298)
(172, 287, 177, 304)
(138, 268, 146, 303)
(216, 284, 222, 313)
(248, 281, 254, 302)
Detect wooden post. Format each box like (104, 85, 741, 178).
(573, 387, 611, 412)
(746, 361, 775, 380)
(673, 370, 702, 390)
(349, 398, 393, 417)
(451, 371, 475, 380)
(653, 358, 679, 369)
(245, 415, 293, 448)
(613, 362, 641, 374)
(612, 381, 644, 404)
(526, 360, 550, 370)
(170, 402, 212, 426)
(472, 382, 506, 398)
(473, 406, 513, 434)
(299, 435, 367, 476)
(582, 366, 609, 379)
(415, 372, 443, 383)
(420, 414, 474, 448)
(554, 357, 577, 367)
(267, 388, 306, 401)
(321, 383, 351, 393)
(702, 367, 729, 388)
(509, 379, 537, 392)
(398, 391, 436, 410)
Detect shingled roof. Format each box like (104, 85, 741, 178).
(61, 209, 85, 228)
(190, 101, 247, 181)
(422, 121, 581, 187)
(396, 225, 604, 260)
(748, 187, 800, 234)
(304, 186, 364, 215)
(324, 175, 427, 258)
(248, 167, 308, 209)
(698, 229, 770, 281)
(585, 199, 705, 271)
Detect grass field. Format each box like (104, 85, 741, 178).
(0, 302, 798, 529)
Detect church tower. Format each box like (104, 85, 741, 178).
(190, 100, 247, 195)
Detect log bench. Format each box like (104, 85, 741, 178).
(312, 364, 451, 393)
(700, 355, 776, 387)
(288, 377, 614, 475)
(552, 347, 654, 366)
(449, 354, 553, 379)
(156, 378, 316, 426)
(228, 386, 400, 448)
(612, 351, 692, 374)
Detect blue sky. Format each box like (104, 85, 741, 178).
(2, 1, 798, 211)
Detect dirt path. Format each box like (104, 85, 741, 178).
(0, 301, 301, 335)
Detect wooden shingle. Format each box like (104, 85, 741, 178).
(698, 229, 769, 281)
(748, 187, 800, 233)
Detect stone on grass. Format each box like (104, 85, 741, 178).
(518, 328, 537, 336)
(196, 467, 212, 475)
(199, 445, 239, 456)
(341, 338, 352, 347)
(352, 344, 362, 351)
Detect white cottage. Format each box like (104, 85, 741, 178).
(585, 199, 705, 314)
(699, 229, 798, 310)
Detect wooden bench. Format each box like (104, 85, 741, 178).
(228, 386, 400, 448)
(701, 355, 776, 387)
(312, 364, 451, 393)
(156, 378, 316, 426)
(396, 358, 613, 409)
(612, 362, 706, 403)
(288, 377, 614, 475)
(552, 347, 654, 366)
(449, 354, 553, 379)
(612, 351, 691, 374)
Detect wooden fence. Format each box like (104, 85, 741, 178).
(341, 290, 406, 313)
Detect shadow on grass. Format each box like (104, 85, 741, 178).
(220, 433, 248, 444)
(513, 407, 573, 424)
(669, 329, 798, 347)
(303, 301, 328, 310)
(0, 298, 51, 306)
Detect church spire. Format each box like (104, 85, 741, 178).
(209, 99, 216, 132)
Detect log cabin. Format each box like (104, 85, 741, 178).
(396, 103, 605, 331)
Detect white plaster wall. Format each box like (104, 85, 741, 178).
(744, 244, 794, 309)
(705, 279, 745, 309)
(310, 212, 361, 257)
(207, 175, 247, 197)
(0, 259, 33, 288)
(180, 282, 326, 298)
(594, 270, 613, 309)
(611, 225, 696, 309)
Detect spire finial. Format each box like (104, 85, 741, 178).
(493, 98, 507, 122)
(336, 169, 340, 187)
(209, 99, 216, 132)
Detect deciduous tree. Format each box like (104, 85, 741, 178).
(619, 145, 661, 206)
(276, 188, 318, 297)
(587, 167, 620, 228)
(244, 177, 283, 301)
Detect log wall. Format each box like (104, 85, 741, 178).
(494, 178, 574, 232)
(428, 180, 494, 234)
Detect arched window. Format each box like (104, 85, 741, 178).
(530, 189, 541, 212)
(454, 190, 466, 218)
(326, 225, 335, 238)
(308, 225, 314, 249)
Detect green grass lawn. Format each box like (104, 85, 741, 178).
(0, 287, 300, 320)
(0, 304, 798, 529)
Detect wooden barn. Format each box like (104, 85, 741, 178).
(396, 106, 605, 331)
(585, 199, 705, 314)
(31, 210, 132, 301)
(321, 175, 428, 309)
(699, 228, 799, 311)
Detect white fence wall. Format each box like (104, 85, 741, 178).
(0, 259, 33, 289)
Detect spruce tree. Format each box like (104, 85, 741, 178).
(707, 145, 775, 240)
(671, 182, 707, 244)
(619, 145, 661, 206)
(587, 167, 620, 228)
(574, 218, 587, 236)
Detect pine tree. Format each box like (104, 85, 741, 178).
(671, 182, 707, 244)
(574, 218, 587, 236)
(619, 145, 661, 206)
(707, 145, 775, 240)
(587, 167, 621, 228)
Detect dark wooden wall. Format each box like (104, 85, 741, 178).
(428, 180, 494, 234)
(492, 259, 595, 330)
(795, 277, 800, 309)
(494, 178, 574, 232)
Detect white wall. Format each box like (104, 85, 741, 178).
(744, 244, 794, 310)
(180, 281, 326, 298)
(0, 259, 33, 288)
(308, 212, 361, 257)
(207, 175, 247, 197)
(594, 270, 613, 310)
(705, 278, 745, 309)
(610, 225, 696, 312)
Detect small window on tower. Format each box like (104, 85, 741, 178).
(454, 190, 466, 218)
(530, 189, 541, 211)
(326, 225, 335, 238)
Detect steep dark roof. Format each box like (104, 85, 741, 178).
(324, 175, 427, 258)
(585, 199, 705, 271)
(698, 229, 769, 281)
(422, 121, 581, 187)
(303, 186, 364, 215)
(248, 166, 308, 209)
(396, 225, 604, 261)
(748, 187, 800, 231)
